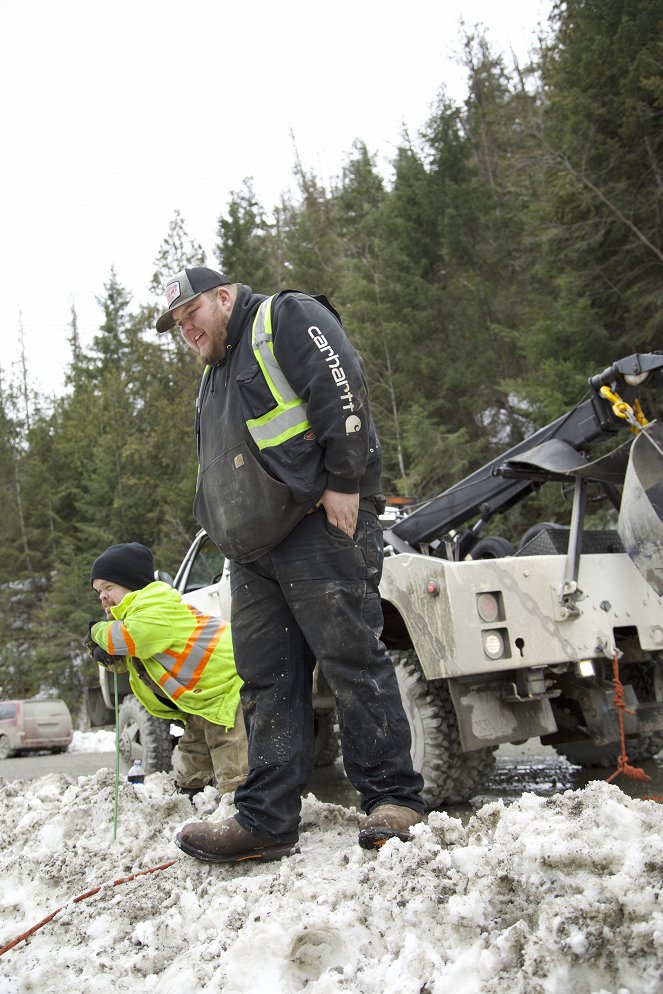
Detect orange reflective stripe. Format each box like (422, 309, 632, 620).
(123, 625, 137, 656)
(108, 622, 136, 657)
(174, 614, 209, 678)
(155, 610, 228, 699)
(161, 612, 210, 683)
(170, 624, 224, 700)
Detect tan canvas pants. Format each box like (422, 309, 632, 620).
(173, 703, 248, 794)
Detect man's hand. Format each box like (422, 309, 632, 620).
(84, 621, 99, 655)
(84, 623, 125, 671)
(319, 489, 359, 539)
(90, 644, 120, 669)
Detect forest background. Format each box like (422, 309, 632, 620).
(1, 0, 662, 718)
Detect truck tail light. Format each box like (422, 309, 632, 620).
(477, 592, 501, 623)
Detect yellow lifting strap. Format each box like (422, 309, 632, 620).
(599, 385, 649, 434)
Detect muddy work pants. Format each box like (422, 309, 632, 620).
(172, 705, 248, 795)
(230, 507, 424, 840)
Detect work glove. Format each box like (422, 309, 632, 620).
(84, 622, 125, 669)
(84, 620, 100, 654)
(90, 644, 124, 668)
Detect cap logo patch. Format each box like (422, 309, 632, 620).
(166, 281, 181, 306)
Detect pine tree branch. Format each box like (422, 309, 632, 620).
(553, 148, 663, 265)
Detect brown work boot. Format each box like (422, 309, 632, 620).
(175, 816, 298, 864)
(358, 804, 425, 850)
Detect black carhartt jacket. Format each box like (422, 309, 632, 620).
(193, 285, 382, 562)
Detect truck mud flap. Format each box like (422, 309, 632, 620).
(448, 680, 558, 751)
(567, 685, 663, 746)
(635, 701, 663, 735)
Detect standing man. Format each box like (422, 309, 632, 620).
(157, 268, 424, 863)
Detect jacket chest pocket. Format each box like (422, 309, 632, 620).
(237, 364, 277, 419)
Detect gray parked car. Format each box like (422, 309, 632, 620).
(0, 699, 73, 758)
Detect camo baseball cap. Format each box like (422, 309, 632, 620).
(156, 267, 232, 333)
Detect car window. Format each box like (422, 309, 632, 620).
(183, 537, 226, 592)
(0, 702, 17, 720)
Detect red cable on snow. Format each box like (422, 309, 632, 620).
(0, 859, 178, 957)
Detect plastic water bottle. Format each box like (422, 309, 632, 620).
(127, 759, 145, 784)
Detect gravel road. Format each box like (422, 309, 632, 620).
(0, 751, 118, 782)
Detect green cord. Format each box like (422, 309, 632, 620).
(113, 669, 119, 841)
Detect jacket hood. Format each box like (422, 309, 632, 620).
(225, 284, 266, 353)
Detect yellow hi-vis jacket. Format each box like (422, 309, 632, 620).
(91, 581, 242, 728)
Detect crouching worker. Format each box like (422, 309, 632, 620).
(87, 541, 248, 800)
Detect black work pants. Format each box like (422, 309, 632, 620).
(230, 507, 424, 840)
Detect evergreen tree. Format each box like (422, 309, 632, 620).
(534, 0, 663, 360)
(149, 209, 206, 297)
(90, 268, 134, 372)
(278, 160, 345, 296)
(65, 303, 86, 389)
(216, 179, 279, 291)
(0, 374, 23, 580)
(150, 211, 207, 364)
(0, 363, 53, 698)
(332, 142, 415, 490)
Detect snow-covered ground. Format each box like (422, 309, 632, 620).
(70, 728, 183, 755)
(1, 756, 662, 994)
(69, 729, 118, 753)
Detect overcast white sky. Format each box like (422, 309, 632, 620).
(0, 0, 553, 400)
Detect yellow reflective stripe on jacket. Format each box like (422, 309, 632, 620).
(155, 606, 226, 701)
(247, 296, 311, 450)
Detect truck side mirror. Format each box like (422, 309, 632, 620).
(155, 570, 175, 586)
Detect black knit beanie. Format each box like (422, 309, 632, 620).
(89, 542, 155, 591)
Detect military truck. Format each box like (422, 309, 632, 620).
(100, 351, 663, 806)
(379, 351, 663, 804)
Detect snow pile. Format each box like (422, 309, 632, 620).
(0, 771, 662, 994)
(69, 729, 117, 753)
(70, 728, 183, 754)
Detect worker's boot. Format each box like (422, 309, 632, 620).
(175, 816, 298, 864)
(358, 804, 425, 849)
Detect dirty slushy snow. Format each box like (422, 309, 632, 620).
(0, 765, 662, 994)
(69, 729, 117, 753)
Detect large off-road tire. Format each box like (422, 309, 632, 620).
(314, 709, 340, 767)
(553, 662, 663, 768)
(118, 694, 173, 774)
(0, 735, 12, 760)
(392, 650, 497, 806)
